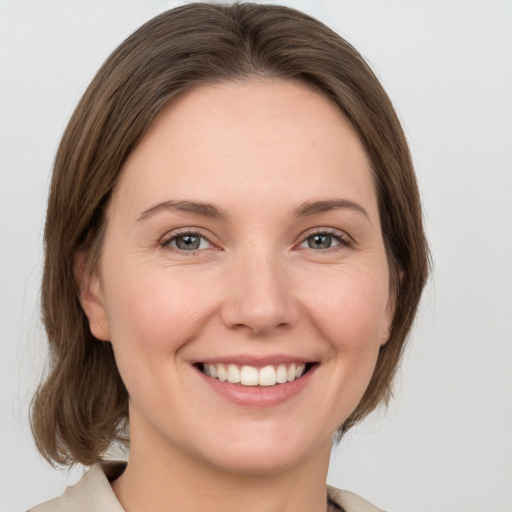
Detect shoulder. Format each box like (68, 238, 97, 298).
(327, 484, 388, 512)
(28, 462, 126, 512)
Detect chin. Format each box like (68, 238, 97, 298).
(191, 424, 330, 476)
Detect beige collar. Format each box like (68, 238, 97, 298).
(30, 461, 385, 512)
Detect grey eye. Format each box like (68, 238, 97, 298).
(306, 234, 336, 249)
(176, 234, 201, 250)
(166, 233, 211, 251)
(299, 231, 346, 251)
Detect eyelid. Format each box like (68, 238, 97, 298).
(159, 226, 353, 254)
(296, 227, 354, 250)
(159, 227, 218, 253)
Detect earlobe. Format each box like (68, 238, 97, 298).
(380, 293, 396, 347)
(380, 268, 403, 346)
(380, 318, 392, 347)
(74, 253, 111, 341)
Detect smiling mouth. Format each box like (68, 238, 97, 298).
(197, 362, 315, 387)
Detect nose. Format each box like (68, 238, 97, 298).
(219, 248, 298, 336)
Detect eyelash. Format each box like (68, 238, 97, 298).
(298, 228, 353, 252)
(160, 228, 353, 255)
(160, 228, 216, 255)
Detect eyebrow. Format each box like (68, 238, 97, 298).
(137, 198, 370, 223)
(292, 199, 371, 223)
(137, 200, 227, 221)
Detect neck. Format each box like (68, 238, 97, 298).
(112, 417, 332, 512)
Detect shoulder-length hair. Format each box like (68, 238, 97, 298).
(31, 2, 429, 466)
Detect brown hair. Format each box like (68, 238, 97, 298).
(31, 2, 429, 466)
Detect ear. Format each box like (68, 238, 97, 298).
(380, 268, 403, 347)
(380, 298, 394, 347)
(74, 253, 111, 341)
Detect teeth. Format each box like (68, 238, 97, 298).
(217, 364, 227, 382)
(240, 366, 258, 386)
(259, 365, 277, 386)
(201, 362, 309, 387)
(276, 364, 288, 384)
(227, 364, 240, 383)
(287, 364, 296, 382)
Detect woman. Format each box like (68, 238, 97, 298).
(29, 3, 429, 511)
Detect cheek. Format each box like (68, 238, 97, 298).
(302, 264, 390, 350)
(323, 276, 388, 407)
(99, 265, 219, 417)
(291, 265, 390, 427)
(101, 263, 219, 366)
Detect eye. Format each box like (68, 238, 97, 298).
(162, 231, 213, 253)
(298, 230, 351, 251)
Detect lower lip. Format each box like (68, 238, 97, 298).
(196, 366, 316, 407)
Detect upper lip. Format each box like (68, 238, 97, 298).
(193, 354, 315, 367)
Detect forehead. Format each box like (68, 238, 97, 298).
(111, 79, 377, 219)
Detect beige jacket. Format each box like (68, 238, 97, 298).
(29, 461, 386, 512)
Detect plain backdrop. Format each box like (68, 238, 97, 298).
(1, 1, 511, 511)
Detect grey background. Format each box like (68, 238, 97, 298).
(1, 1, 511, 511)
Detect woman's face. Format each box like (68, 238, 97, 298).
(83, 80, 393, 474)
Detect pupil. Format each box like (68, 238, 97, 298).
(177, 235, 200, 250)
(309, 234, 331, 249)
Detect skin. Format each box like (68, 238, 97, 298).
(80, 79, 393, 512)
